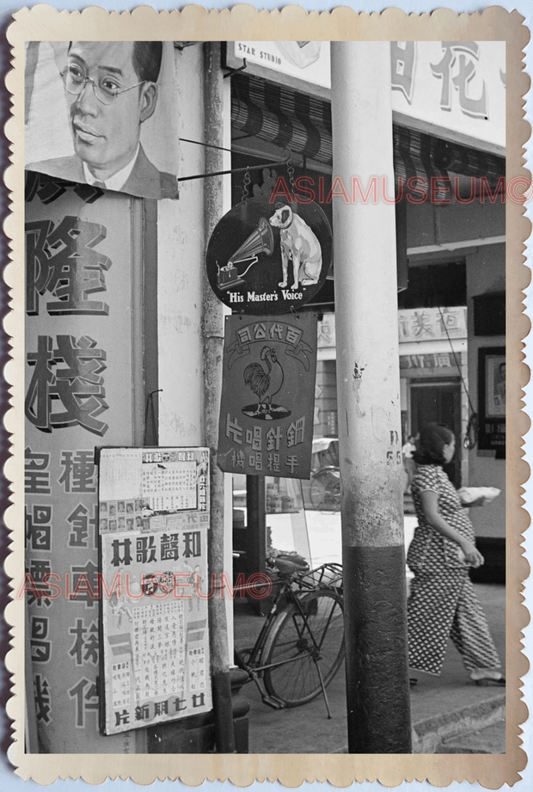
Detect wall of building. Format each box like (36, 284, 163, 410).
(157, 45, 206, 446)
(466, 242, 506, 539)
(406, 199, 505, 539)
(157, 45, 235, 649)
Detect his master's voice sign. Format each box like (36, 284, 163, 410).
(217, 313, 318, 479)
(205, 196, 332, 316)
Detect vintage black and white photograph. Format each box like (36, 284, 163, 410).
(3, 4, 529, 787)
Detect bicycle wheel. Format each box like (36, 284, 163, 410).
(310, 468, 341, 511)
(262, 590, 344, 707)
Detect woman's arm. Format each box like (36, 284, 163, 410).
(420, 490, 484, 568)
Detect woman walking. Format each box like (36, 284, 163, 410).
(407, 423, 504, 686)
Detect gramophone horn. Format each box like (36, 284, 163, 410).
(229, 216, 275, 266)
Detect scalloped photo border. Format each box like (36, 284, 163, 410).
(3, 4, 531, 786)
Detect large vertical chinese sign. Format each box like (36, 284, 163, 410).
(98, 447, 211, 735)
(25, 172, 142, 752)
(218, 314, 317, 478)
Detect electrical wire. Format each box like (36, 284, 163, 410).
(180, 137, 233, 153)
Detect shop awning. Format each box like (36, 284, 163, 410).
(231, 74, 505, 194)
(232, 73, 332, 163)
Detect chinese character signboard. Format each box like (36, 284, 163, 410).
(218, 314, 317, 478)
(99, 447, 211, 735)
(400, 352, 463, 371)
(25, 41, 179, 199)
(206, 196, 332, 315)
(391, 41, 505, 154)
(398, 306, 467, 343)
(24, 174, 142, 752)
(317, 308, 468, 356)
(228, 41, 504, 153)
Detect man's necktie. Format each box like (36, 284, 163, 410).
(92, 181, 106, 189)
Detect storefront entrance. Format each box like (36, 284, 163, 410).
(410, 380, 462, 487)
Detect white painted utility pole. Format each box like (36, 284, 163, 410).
(203, 42, 236, 753)
(331, 41, 412, 753)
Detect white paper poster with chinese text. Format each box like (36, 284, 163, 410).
(218, 314, 317, 479)
(98, 447, 211, 735)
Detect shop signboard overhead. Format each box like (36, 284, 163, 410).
(218, 314, 318, 478)
(229, 41, 332, 95)
(227, 41, 505, 154)
(390, 40, 505, 155)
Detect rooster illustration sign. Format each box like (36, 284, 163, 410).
(243, 346, 288, 419)
(218, 313, 318, 478)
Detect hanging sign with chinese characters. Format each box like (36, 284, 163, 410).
(218, 314, 318, 478)
(98, 447, 211, 735)
(206, 196, 332, 315)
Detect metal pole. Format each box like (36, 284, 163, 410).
(203, 42, 236, 753)
(246, 475, 267, 615)
(331, 41, 412, 753)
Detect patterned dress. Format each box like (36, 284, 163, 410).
(407, 464, 501, 675)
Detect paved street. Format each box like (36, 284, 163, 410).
(234, 507, 505, 754)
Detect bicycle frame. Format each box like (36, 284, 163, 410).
(234, 576, 294, 695)
(234, 563, 343, 715)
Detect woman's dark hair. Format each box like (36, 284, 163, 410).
(413, 423, 454, 466)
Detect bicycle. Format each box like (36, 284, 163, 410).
(234, 556, 344, 718)
(310, 465, 341, 511)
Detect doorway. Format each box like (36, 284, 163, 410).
(410, 380, 462, 487)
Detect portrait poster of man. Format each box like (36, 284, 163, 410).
(25, 40, 180, 200)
